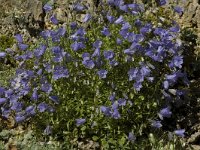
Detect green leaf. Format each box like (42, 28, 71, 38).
(119, 136, 126, 146)
(92, 136, 99, 141)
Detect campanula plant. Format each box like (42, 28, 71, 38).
(0, 0, 188, 148)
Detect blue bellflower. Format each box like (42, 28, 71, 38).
(114, 16, 124, 24)
(104, 50, 115, 60)
(158, 0, 167, 6)
(76, 118, 86, 126)
(49, 96, 59, 104)
(43, 4, 52, 12)
(101, 27, 110, 36)
(159, 107, 172, 120)
(97, 69, 108, 79)
(174, 129, 185, 137)
(83, 13, 92, 23)
(82, 59, 95, 69)
(174, 6, 184, 15)
(118, 98, 126, 106)
(151, 120, 162, 128)
(53, 66, 69, 80)
(100, 106, 112, 116)
(37, 102, 49, 112)
(15, 34, 23, 43)
(71, 41, 85, 51)
(0, 52, 6, 58)
(128, 132, 136, 143)
(50, 14, 59, 25)
(0, 98, 7, 105)
(106, 14, 115, 23)
(169, 55, 183, 68)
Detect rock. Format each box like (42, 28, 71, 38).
(188, 132, 200, 144)
(191, 145, 200, 150)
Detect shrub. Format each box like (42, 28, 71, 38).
(0, 0, 189, 149)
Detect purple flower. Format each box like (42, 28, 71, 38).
(15, 114, 26, 123)
(44, 125, 52, 135)
(76, 118, 86, 126)
(134, 19, 142, 27)
(92, 48, 100, 57)
(51, 45, 62, 54)
(1, 108, 10, 118)
(140, 66, 151, 77)
(157, 0, 167, 6)
(0, 87, 5, 96)
(109, 59, 119, 67)
(37, 102, 49, 112)
(0, 98, 6, 105)
(41, 83, 52, 94)
(71, 41, 85, 51)
(103, 50, 115, 60)
(100, 106, 112, 116)
(163, 80, 169, 89)
(114, 16, 124, 24)
(40, 30, 51, 39)
(15, 34, 23, 43)
(18, 43, 28, 51)
(57, 27, 66, 36)
(151, 120, 162, 128)
(0, 52, 6, 58)
(128, 68, 139, 81)
(82, 52, 90, 61)
(174, 6, 184, 15)
(34, 44, 47, 58)
(119, 28, 129, 38)
(112, 101, 118, 110)
(124, 48, 135, 55)
(169, 25, 180, 32)
(31, 89, 38, 101)
(116, 38, 122, 44)
(70, 22, 77, 30)
(121, 22, 131, 30)
(140, 23, 152, 35)
(106, 14, 115, 23)
(83, 13, 91, 23)
(118, 98, 126, 106)
(133, 82, 142, 91)
(128, 132, 136, 143)
(93, 40, 102, 49)
(169, 56, 183, 68)
(50, 14, 58, 25)
(147, 77, 154, 82)
(165, 72, 183, 85)
(51, 46, 66, 62)
(11, 102, 23, 112)
(159, 107, 172, 119)
(49, 96, 59, 104)
(112, 109, 121, 119)
(174, 129, 185, 137)
(43, 4, 52, 12)
(97, 69, 108, 79)
(82, 59, 95, 69)
(101, 27, 110, 36)
(53, 66, 69, 80)
(25, 105, 36, 116)
(73, 3, 85, 12)
(109, 92, 116, 102)
(119, 4, 128, 12)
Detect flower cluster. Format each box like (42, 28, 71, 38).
(0, 0, 187, 146)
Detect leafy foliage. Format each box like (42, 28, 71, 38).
(0, 0, 194, 149)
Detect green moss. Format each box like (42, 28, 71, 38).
(0, 35, 15, 51)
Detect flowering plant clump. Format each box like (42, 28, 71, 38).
(0, 0, 188, 148)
